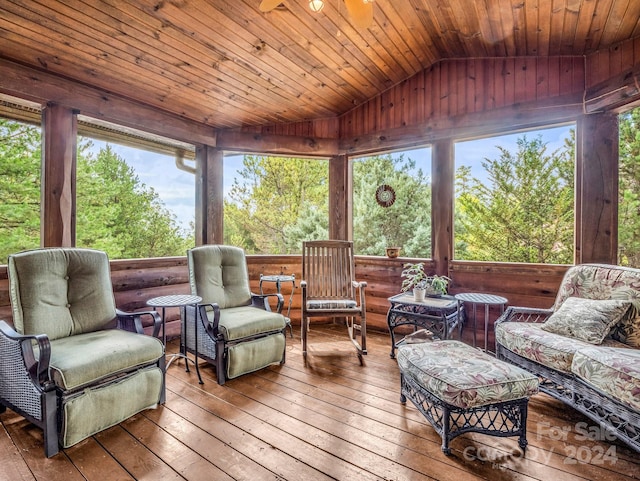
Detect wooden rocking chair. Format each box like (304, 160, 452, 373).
(301, 240, 367, 363)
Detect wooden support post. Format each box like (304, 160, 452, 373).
(195, 145, 223, 245)
(575, 112, 618, 264)
(329, 154, 351, 240)
(41, 103, 76, 247)
(432, 139, 454, 277)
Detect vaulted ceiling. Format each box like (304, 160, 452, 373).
(1, 0, 639, 130)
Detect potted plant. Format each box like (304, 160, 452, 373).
(385, 246, 401, 258)
(424, 274, 450, 297)
(401, 262, 450, 301)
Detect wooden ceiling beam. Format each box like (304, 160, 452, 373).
(0, 58, 217, 146)
(340, 92, 585, 155)
(584, 63, 640, 113)
(216, 130, 339, 157)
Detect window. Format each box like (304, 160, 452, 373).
(352, 147, 432, 257)
(76, 118, 195, 259)
(223, 153, 329, 254)
(0, 116, 41, 262)
(454, 125, 575, 263)
(618, 106, 640, 267)
(0, 96, 42, 262)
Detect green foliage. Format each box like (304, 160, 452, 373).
(283, 202, 329, 252)
(224, 155, 328, 254)
(225, 152, 432, 256)
(455, 134, 574, 263)
(618, 107, 640, 267)
(353, 153, 431, 257)
(401, 262, 450, 294)
(400, 262, 428, 290)
(76, 141, 193, 258)
(0, 118, 192, 262)
(0, 119, 41, 262)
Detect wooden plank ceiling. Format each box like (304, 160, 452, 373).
(0, 0, 639, 130)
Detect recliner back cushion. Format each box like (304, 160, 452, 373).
(8, 248, 117, 339)
(188, 245, 252, 309)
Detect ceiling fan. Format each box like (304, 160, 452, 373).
(259, 0, 374, 29)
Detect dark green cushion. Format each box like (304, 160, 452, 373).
(9, 248, 117, 340)
(49, 329, 164, 390)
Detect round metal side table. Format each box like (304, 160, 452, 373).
(455, 293, 507, 352)
(260, 273, 295, 337)
(147, 294, 202, 382)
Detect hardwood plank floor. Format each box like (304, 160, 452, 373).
(1, 325, 637, 481)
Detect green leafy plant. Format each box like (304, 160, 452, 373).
(425, 275, 450, 295)
(401, 262, 428, 291)
(401, 262, 450, 295)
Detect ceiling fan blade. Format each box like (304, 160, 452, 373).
(344, 0, 373, 29)
(259, 0, 283, 12)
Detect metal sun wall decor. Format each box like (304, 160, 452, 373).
(375, 184, 396, 207)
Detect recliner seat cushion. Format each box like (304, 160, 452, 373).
(203, 306, 286, 341)
(571, 346, 640, 411)
(49, 329, 164, 390)
(496, 322, 626, 373)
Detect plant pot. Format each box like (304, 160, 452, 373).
(386, 247, 400, 258)
(424, 286, 442, 297)
(413, 287, 426, 302)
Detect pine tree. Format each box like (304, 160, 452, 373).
(455, 135, 574, 263)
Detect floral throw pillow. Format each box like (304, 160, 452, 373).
(541, 297, 632, 344)
(609, 301, 640, 348)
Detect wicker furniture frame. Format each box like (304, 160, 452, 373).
(495, 306, 640, 453)
(400, 371, 530, 455)
(387, 293, 461, 358)
(185, 295, 287, 385)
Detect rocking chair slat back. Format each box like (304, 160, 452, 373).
(303, 240, 355, 300)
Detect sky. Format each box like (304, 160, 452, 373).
(91, 123, 573, 231)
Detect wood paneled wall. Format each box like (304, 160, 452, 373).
(225, 55, 589, 152)
(585, 37, 640, 113)
(238, 118, 340, 139)
(586, 37, 640, 88)
(0, 255, 567, 340)
(339, 57, 585, 138)
(0, 45, 635, 346)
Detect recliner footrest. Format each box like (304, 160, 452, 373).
(226, 333, 286, 379)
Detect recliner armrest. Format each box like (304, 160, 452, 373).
(251, 292, 284, 313)
(0, 320, 53, 391)
(116, 309, 163, 337)
(198, 302, 223, 339)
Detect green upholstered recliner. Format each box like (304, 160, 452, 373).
(0, 248, 165, 457)
(186, 245, 287, 385)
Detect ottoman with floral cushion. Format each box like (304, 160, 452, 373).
(396, 340, 539, 455)
(495, 263, 640, 453)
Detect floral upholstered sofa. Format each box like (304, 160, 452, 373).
(495, 264, 640, 453)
